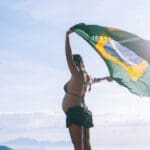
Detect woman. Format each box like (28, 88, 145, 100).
(62, 30, 112, 150)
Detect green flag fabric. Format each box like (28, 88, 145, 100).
(71, 23, 150, 97)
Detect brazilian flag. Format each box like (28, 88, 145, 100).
(71, 23, 150, 97)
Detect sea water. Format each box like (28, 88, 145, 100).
(1, 112, 150, 150)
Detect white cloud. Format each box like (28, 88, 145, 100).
(8, 0, 150, 42)
(0, 112, 67, 142)
(0, 56, 66, 112)
(1, 0, 150, 115)
(11, 1, 70, 22)
(1, 112, 150, 144)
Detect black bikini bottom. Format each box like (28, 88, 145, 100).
(65, 106, 94, 128)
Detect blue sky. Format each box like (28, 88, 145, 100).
(0, 0, 150, 114)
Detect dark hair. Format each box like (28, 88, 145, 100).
(73, 54, 83, 67)
(73, 54, 91, 91)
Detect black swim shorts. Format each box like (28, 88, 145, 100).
(65, 106, 94, 128)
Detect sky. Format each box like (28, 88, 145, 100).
(0, 0, 150, 114)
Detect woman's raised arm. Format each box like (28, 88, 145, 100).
(65, 30, 78, 75)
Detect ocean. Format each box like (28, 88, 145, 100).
(0, 112, 150, 150)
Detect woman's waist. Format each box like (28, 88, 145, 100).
(62, 103, 85, 113)
(62, 95, 85, 112)
(65, 89, 84, 97)
(63, 94, 84, 102)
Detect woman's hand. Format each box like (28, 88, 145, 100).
(105, 76, 113, 82)
(66, 30, 73, 36)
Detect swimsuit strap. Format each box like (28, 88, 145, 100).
(67, 91, 84, 97)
